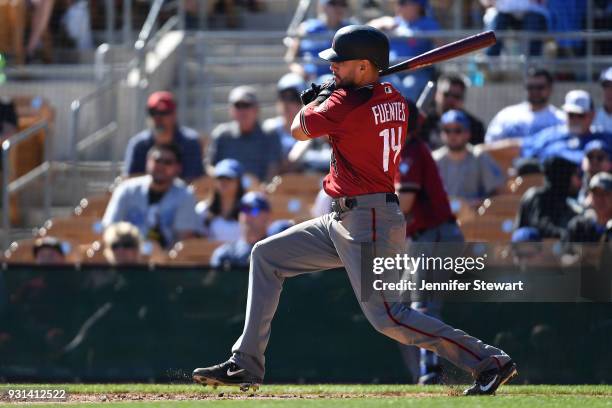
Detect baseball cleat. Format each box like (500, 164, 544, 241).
(463, 360, 518, 396)
(192, 360, 261, 392)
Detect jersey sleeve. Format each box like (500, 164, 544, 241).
(300, 88, 369, 138)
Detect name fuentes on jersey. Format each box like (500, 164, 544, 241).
(371, 102, 406, 125)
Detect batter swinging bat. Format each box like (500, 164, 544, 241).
(379, 31, 497, 77)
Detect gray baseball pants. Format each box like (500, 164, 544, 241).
(229, 193, 510, 380)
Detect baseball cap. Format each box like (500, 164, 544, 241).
(440, 109, 470, 129)
(214, 158, 243, 179)
(589, 172, 612, 192)
(229, 86, 258, 105)
(240, 192, 271, 215)
(511, 227, 542, 243)
(599, 66, 612, 84)
(147, 91, 176, 114)
(584, 140, 610, 156)
(562, 90, 594, 114)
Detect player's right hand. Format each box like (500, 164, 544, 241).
(300, 81, 336, 105)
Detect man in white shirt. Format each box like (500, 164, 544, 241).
(485, 68, 566, 143)
(593, 67, 612, 133)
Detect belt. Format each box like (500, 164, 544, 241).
(331, 193, 399, 214)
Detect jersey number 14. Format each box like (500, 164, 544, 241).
(379, 127, 402, 172)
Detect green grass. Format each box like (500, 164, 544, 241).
(1, 384, 610, 407)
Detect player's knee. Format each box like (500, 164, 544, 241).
(250, 237, 276, 262)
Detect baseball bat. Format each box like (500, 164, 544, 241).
(380, 31, 496, 77)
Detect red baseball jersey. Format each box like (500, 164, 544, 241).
(300, 82, 408, 198)
(395, 137, 454, 237)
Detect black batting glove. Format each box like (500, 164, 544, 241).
(300, 83, 322, 105)
(314, 81, 336, 104)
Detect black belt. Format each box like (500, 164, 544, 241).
(331, 193, 399, 214)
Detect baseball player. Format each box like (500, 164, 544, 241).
(193, 25, 517, 396)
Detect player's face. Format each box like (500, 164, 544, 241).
(230, 102, 259, 132)
(330, 60, 362, 88)
(147, 149, 181, 185)
(441, 123, 469, 151)
(525, 76, 551, 106)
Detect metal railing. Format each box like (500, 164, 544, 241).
(1, 121, 52, 249)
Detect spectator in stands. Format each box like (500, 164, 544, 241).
(418, 74, 486, 148)
(510, 227, 545, 269)
(396, 119, 464, 385)
(60, 0, 93, 51)
(285, 0, 353, 81)
(124, 91, 204, 183)
(485, 68, 565, 143)
(433, 110, 505, 205)
(33, 237, 65, 264)
(264, 73, 332, 173)
(593, 67, 612, 133)
(522, 90, 612, 163)
(566, 172, 612, 243)
(547, 0, 586, 57)
(207, 86, 282, 182)
(103, 144, 199, 249)
(516, 155, 581, 239)
(196, 159, 244, 242)
(578, 140, 611, 204)
(263, 73, 307, 160)
(210, 192, 271, 269)
(368, 0, 440, 100)
(267, 219, 295, 237)
(481, 0, 548, 56)
(103, 222, 142, 265)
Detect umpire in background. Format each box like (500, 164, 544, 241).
(123, 91, 204, 182)
(396, 115, 465, 385)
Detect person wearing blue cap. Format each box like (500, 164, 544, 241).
(263, 73, 308, 161)
(433, 110, 505, 205)
(578, 140, 611, 204)
(593, 67, 612, 133)
(285, 0, 354, 80)
(196, 159, 245, 242)
(210, 192, 271, 269)
(368, 0, 440, 100)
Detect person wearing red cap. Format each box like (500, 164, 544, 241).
(123, 91, 204, 182)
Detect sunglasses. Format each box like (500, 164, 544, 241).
(587, 153, 608, 162)
(327, 1, 348, 7)
(525, 84, 547, 91)
(442, 126, 465, 134)
(443, 91, 464, 100)
(148, 109, 172, 117)
(153, 157, 177, 166)
(111, 242, 138, 250)
(568, 112, 587, 118)
(234, 102, 255, 110)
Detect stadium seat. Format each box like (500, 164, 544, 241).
(38, 216, 103, 244)
(509, 173, 545, 195)
(268, 193, 314, 222)
(190, 176, 214, 201)
(459, 216, 514, 242)
(477, 140, 521, 176)
(266, 173, 323, 196)
(477, 194, 522, 218)
(166, 238, 224, 266)
(74, 194, 111, 217)
(3, 238, 80, 264)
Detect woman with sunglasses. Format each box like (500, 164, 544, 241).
(196, 159, 245, 242)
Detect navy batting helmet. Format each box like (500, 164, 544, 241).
(318, 25, 390, 70)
